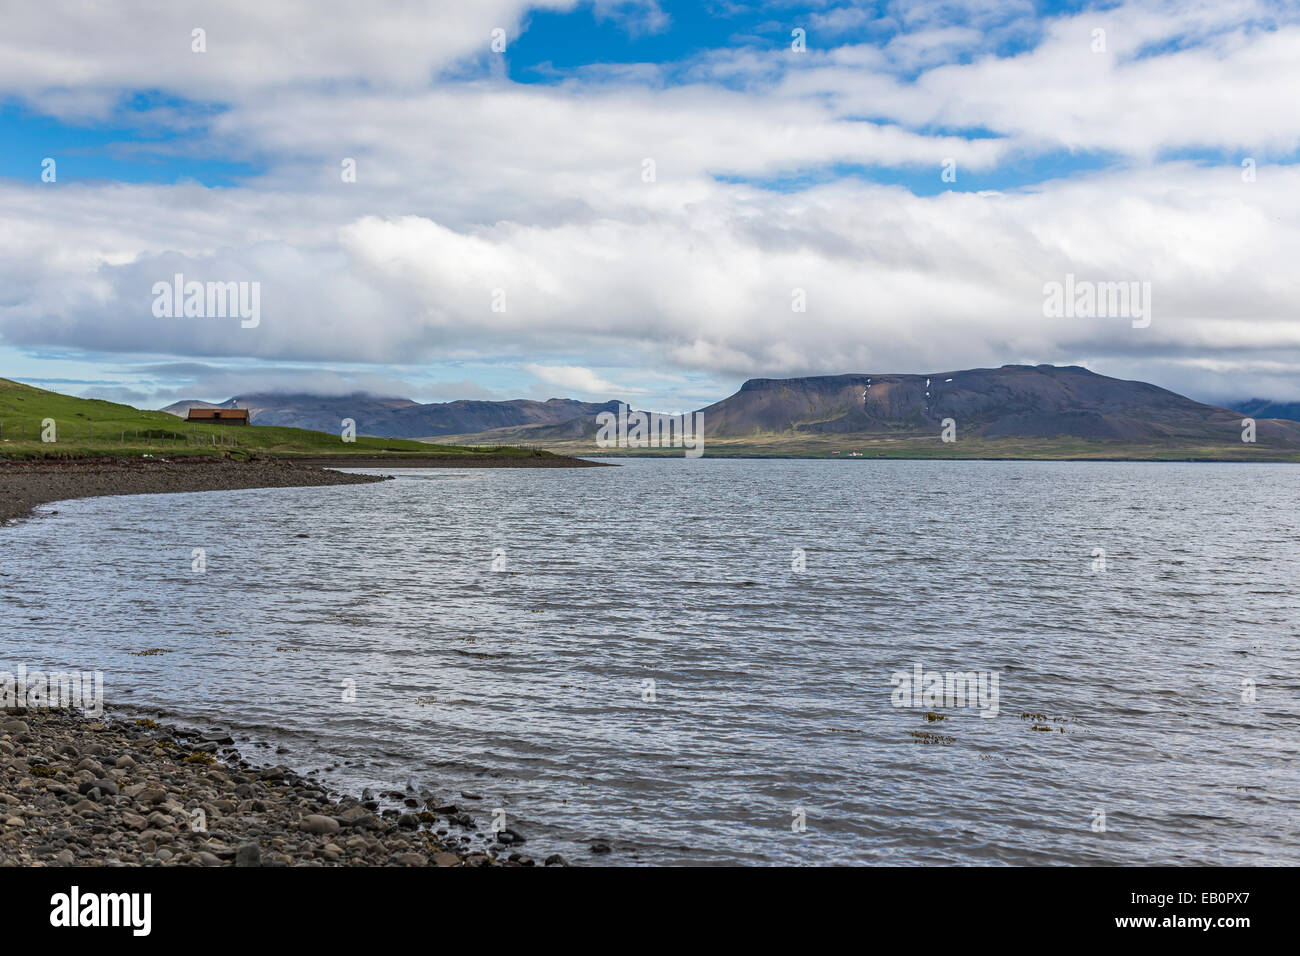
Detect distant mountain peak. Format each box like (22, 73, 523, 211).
(1228, 398, 1300, 423)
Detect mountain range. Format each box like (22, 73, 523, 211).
(1231, 398, 1300, 423)
(162, 365, 1300, 451)
(162, 393, 620, 439)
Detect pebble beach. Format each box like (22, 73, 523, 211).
(0, 706, 560, 867)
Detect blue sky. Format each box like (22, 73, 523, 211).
(2, 0, 1299, 410)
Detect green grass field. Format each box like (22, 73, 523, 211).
(0, 378, 554, 461)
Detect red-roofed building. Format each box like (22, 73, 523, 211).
(186, 408, 250, 425)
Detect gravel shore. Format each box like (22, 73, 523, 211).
(288, 455, 608, 468)
(0, 707, 557, 867)
(0, 456, 390, 525)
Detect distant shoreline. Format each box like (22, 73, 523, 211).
(528, 439, 1300, 462)
(580, 451, 1300, 462)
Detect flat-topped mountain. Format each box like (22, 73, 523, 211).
(698, 364, 1300, 442)
(438, 364, 1300, 446)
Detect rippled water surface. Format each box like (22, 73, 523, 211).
(2, 459, 1297, 865)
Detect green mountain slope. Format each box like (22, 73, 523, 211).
(0, 378, 554, 462)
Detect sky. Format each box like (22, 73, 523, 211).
(1, 0, 1298, 411)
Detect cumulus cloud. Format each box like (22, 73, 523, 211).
(0, 1, 575, 113)
(5, 162, 1298, 380)
(524, 363, 632, 396)
(0, 0, 1298, 406)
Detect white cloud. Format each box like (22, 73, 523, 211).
(524, 363, 629, 396)
(1, 0, 1299, 405)
(6, 161, 1298, 392)
(0, 1, 575, 114)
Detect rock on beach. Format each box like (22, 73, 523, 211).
(0, 706, 562, 868)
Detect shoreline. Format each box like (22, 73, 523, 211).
(0, 456, 582, 867)
(0, 456, 390, 526)
(0, 705, 557, 867)
(0, 454, 605, 526)
(284, 454, 608, 468)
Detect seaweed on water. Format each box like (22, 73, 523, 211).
(1020, 712, 1075, 733)
(907, 730, 955, 745)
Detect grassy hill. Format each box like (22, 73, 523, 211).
(0, 378, 554, 462)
